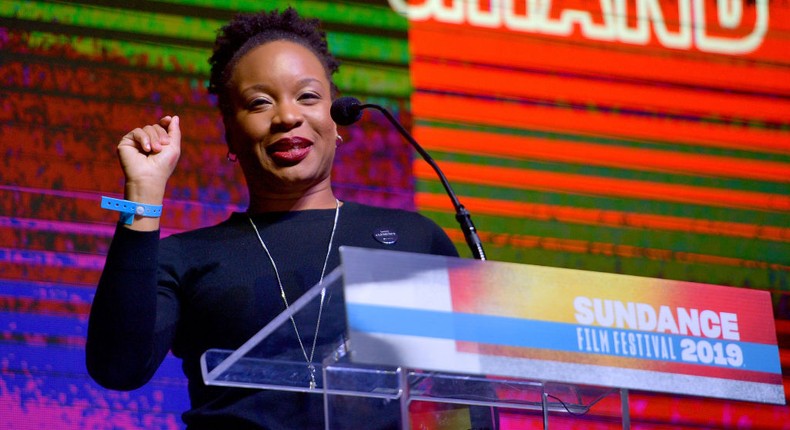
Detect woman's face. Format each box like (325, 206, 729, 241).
(226, 40, 337, 197)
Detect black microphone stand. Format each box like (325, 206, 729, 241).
(360, 103, 487, 260)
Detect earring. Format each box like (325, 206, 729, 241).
(335, 135, 344, 147)
(226, 151, 237, 162)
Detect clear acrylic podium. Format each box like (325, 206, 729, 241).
(201, 248, 631, 429)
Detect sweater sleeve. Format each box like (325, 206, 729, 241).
(85, 224, 180, 391)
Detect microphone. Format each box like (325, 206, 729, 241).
(330, 96, 363, 126)
(331, 96, 487, 261)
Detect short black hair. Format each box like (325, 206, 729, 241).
(208, 7, 341, 116)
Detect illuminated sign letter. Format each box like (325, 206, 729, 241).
(504, 0, 542, 31)
(694, 0, 768, 54)
(469, 0, 502, 27)
(614, 0, 693, 49)
(539, 0, 618, 40)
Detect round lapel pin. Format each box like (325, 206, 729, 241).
(373, 227, 398, 245)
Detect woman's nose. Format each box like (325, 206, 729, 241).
(272, 101, 303, 129)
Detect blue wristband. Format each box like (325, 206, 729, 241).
(101, 196, 163, 225)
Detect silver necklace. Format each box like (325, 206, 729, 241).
(247, 199, 340, 389)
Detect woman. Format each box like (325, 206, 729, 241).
(86, 7, 458, 430)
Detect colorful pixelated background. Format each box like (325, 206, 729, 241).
(1, 0, 788, 428)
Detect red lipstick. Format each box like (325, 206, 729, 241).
(267, 137, 312, 165)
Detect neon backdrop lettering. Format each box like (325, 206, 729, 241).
(388, 0, 768, 54)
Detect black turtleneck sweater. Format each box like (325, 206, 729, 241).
(86, 201, 459, 429)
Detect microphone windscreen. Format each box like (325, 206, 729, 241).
(331, 96, 363, 126)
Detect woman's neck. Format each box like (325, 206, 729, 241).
(246, 186, 338, 213)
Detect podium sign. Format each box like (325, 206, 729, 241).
(341, 247, 785, 405)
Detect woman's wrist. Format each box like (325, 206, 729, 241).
(124, 180, 166, 205)
(103, 181, 168, 231)
(100, 196, 163, 231)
